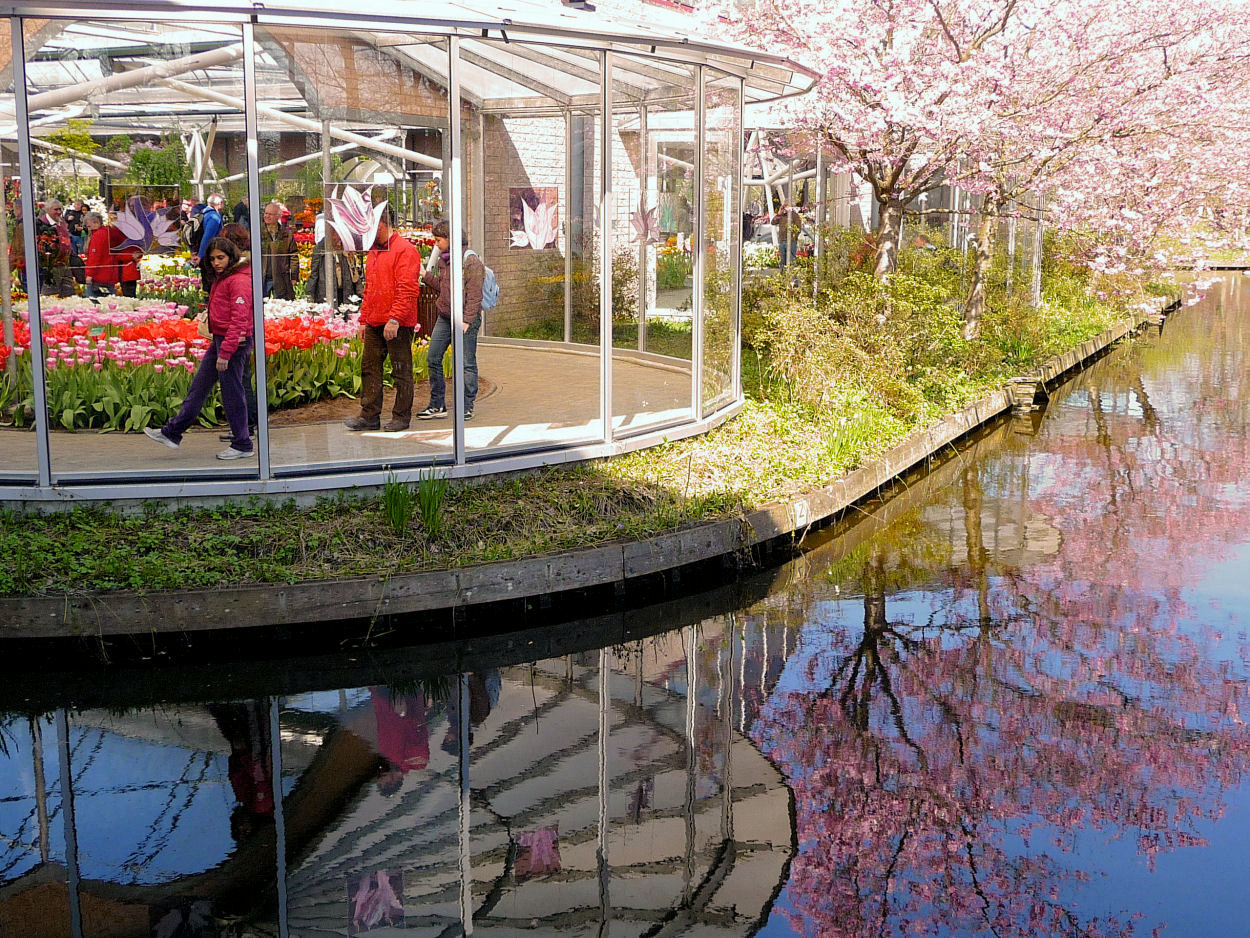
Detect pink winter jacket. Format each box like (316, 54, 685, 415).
(207, 261, 254, 361)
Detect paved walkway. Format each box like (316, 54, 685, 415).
(0, 342, 694, 477)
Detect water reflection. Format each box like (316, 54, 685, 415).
(0, 636, 791, 936)
(5, 279, 1250, 936)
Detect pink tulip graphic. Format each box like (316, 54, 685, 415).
(326, 184, 387, 252)
(510, 195, 558, 250)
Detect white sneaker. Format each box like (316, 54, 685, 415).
(216, 446, 254, 460)
(143, 427, 179, 450)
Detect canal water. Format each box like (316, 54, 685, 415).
(3, 275, 1249, 937)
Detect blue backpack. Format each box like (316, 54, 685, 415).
(465, 249, 499, 311)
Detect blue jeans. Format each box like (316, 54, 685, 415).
(426, 316, 479, 410)
(163, 335, 254, 452)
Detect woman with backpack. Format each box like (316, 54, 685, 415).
(417, 220, 484, 421)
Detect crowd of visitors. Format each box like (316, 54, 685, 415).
(14, 187, 485, 455)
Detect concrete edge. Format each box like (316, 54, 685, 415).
(0, 309, 1158, 639)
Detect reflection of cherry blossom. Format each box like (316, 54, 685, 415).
(114, 195, 180, 253)
(510, 196, 558, 250)
(631, 204, 662, 244)
(327, 184, 386, 253)
(515, 824, 561, 879)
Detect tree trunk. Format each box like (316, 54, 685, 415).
(872, 197, 904, 279)
(964, 193, 1002, 340)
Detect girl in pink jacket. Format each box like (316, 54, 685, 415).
(145, 237, 256, 459)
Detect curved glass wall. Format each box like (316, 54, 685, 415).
(702, 70, 742, 417)
(611, 55, 696, 439)
(0, 4, 813, 501)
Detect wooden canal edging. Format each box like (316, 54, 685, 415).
(0, 303, 1168, 639)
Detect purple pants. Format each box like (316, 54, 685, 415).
(162, 335, 253, 452)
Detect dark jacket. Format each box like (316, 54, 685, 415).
(260, 223, 300, 300)
(421, 249, 484, 326)
(305, 239, 360, 307)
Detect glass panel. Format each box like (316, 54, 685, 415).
(0, 19, 39, 481)
(612, 54, 694, 439)
(284, 681, 466, 935)
(0, 713, 70, 934)
(465, 41, 603, 455)
(702, 71, 741, 417)
(23, 19, 257, 480)
(257, 27, 452, 472)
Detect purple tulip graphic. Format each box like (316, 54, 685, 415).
(631, 203, 662, 244)
(114, 195, 180, 253)
(326, 184, 387, 252)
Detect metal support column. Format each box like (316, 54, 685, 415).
(600, 53, 614, 443)
(12, 18, 51, 486)
(243, 24, 271, 479)
(449, 37, 467, 463)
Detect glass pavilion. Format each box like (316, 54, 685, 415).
(0, 0, 814, 504)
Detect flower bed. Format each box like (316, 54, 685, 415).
(0, 297, 364, 431)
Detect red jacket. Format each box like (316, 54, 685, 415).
(359, 232, 420, 329)
(106, 225, 141, 282)
(207, 262, 254, 360)
(84, 227, 116, 284)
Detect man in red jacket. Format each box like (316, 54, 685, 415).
(344, 204, 421, 432)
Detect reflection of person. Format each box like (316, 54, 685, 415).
(38, 199, 75, 297)
(440, 670, 500, 755)
(773, 203, 803, 270)
(370, 687, 429, 795)
(208, 700, 274, 842)
(145, 237, 255, 460)
(65, 198, 86, 255)
(83, 212, 116, 297)
(106, 221, 142, 297)
(260, 201, 299, 300)
(194, 193, 225, 289)
(418, 220, 483, 421)
(305, 229, 359, 309)
(344, 204, 421, 432)
(232, 197, 250, 227)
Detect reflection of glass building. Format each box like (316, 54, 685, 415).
(0, 632, 791, 935)
(0, 1, 814, 503)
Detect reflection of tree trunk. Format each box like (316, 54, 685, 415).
(1130, 374, 1161, 432)
(834, 555, 929, 770)
(960, 466, 992, 637)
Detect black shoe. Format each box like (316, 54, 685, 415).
(220, 427, 259, 441)
(344, 415, 381, 431)
(416, 406, 447, 420)
(463, 407, 474, 420)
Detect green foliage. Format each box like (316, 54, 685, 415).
(127, 136, 190, 193)
(416, 466, 450, 540)
(382, 471, 416, 534)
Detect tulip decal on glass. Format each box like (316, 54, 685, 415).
(325, 184, 388, 253)
(508, 186, 558, 250)
(631, 203, 662, 245)
(113, 195, 181, 254)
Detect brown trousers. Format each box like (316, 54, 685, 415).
(359, 323, 415, 423)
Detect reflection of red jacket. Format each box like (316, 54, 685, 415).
(84, 227, 116, 283)
(106, 226, 141, 282)
(359, 232, 420, 328)
(371, 687, 429, 773)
